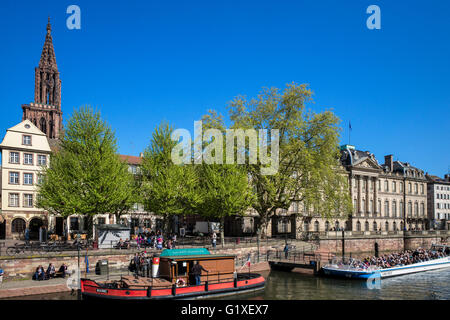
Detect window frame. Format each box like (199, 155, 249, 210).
(9, 151, 20, 164)
(8, 193, 20, 207)
(22, 135, 32, 146)
(9, 171, 19, 185)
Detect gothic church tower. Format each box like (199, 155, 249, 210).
(22, 18, 63, 141)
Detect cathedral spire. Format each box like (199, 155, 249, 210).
(39, 16, 58, 71)
(23, 18, 63, 140)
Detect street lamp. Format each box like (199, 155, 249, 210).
(77, 233, 81, 300)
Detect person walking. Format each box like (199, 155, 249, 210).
(25, 227, 30, 242)
(283, 243, 289, 259)
(133, 253, 141, 276)
(191, 261, 208, 286)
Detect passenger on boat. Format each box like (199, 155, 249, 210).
(192, 261, 209, 285)
(346, 248, 448, 270)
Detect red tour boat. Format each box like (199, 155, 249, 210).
(81, 248, 265, 300)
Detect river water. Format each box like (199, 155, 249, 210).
(7, 268, 449, 300)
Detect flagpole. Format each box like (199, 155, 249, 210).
(349, 121, 351, 145)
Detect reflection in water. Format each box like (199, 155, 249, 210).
(221, 268, 450, 300)
(4, 268, 449, 300)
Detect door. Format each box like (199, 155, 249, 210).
(0, 220, 5, 239)
(55, 217, 64, 236)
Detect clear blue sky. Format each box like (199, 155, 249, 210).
(0, 0, 449, 176)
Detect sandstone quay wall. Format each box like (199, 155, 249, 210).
(0, 246, 273, 281)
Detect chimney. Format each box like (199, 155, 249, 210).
(384, 155, 393, 172)
(139, 152, 144, 158)
(445, 174, 450, 182)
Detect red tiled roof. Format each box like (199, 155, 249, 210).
(119, 154, 142, 165)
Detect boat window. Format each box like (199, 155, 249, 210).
(177, 261, 188, 276)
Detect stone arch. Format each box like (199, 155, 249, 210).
(29, 217, 44, 240)
(11, 218, 26, 235)
(40, 117, 47, 135)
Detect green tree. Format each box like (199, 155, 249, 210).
(140, 123, 201, 236)
(36, 106, 137, 239)
(226, 83, 352, 238)
(197, 163, 255, 246)
(196, 111, 255, 246)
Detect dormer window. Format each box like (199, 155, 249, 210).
(23, 135, 32, 145)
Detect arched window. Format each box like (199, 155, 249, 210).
(304, 221, 310, 232)
(365, 221, 369, 231)
(356, 221, 361, 231)
(49, 120, 54, 139)
(393, 221, 397, 231)
(385, 221, 389, 231)
(325, 221, 329, 231)
(414, 183, 418, 194)
(314, 221, 319, 232)
(400, 201, 404, 217)
(384, 201, 389, 217)
(39, 118, 47, 135)
(392, 201, 397, 218)
(373, 221, 377, 231)
(11, 218, 26, 234)
(414, 202, 419, 217)
(335, 221, 340, 231)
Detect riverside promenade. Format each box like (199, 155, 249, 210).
(0, 237, 307, 299)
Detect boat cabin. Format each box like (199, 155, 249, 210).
(157, 248, 236, 286)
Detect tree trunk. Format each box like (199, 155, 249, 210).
(86, 215, 94, 240)
(164, 214, 171, 238)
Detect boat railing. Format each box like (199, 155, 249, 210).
(112, 270, 260, 291)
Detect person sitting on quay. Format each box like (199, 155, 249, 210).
(46, 263, 56, 279)
(33, 265, 46, 281)
(57, 263, 68, 278)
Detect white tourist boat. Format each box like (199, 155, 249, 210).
(322, 244, 450, 279)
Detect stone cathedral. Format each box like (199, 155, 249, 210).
(22, 18, 63, 142)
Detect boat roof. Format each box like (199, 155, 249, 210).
(159, 248, 235, 260)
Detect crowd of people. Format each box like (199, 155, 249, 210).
(345, 247, 448, 270)
(32, 263, 68, 281)
(128, 251, 152, 277)
(116, 230, 178, 250)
